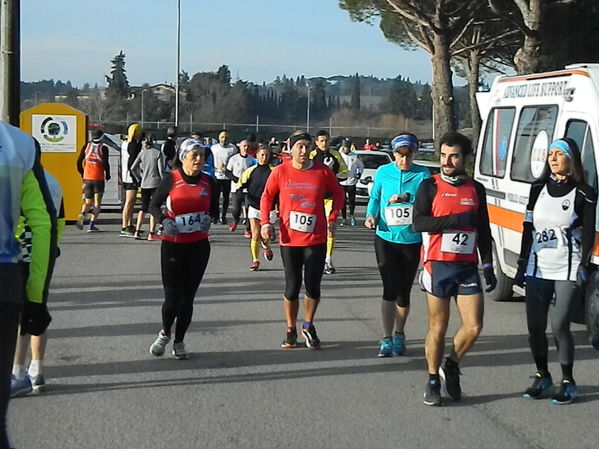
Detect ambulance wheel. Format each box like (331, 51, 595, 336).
(586, 269, 599, 350)
(489, 241, 514, 302)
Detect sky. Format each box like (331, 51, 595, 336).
(21, 0, 435, 88)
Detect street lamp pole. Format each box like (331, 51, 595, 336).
(141, 89, 145, 129)
(306, 84, 311, 133)
(175, 0, 181, 128)
(0, 0, 21, 125)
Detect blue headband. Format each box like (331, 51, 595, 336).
(549, 140, 572, 159)
(391, 134, 417, 152)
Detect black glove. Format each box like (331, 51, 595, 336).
(576, 265, 589, 288)
(483, 263, 497, 293)
(20, 302, 52, 336)
(456, 210, 478, 227)
(514, 258, 526, 288)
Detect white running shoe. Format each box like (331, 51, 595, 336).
(172, 342, 190, 360)
(149, 330, 170, 357)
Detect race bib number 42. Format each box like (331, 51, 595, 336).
(384, 205, 413, 226)
(441, 230, 476, 254)
(175, 212, 205, 233)
(289, 211, 316, 233)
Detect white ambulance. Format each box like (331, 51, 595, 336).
(473, 63, 599, 302)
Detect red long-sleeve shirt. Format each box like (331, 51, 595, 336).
(260, 161, 344, 246)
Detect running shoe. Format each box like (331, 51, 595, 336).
(392, 333, 406, 356)
(120, 226, 136, 237)
(523, 372, 553, 399)
(301, 324, 321, 349)
(10, 375, 32, 398)
(149, 330, 170, 357)
(211, 217, 219, 225)
(349, 216, 356, 226)
(439, 359, 462, 401)
(250, 260, 260, 271)
(229, 222, 238, 232)
(172, 342, 190, 360)
(281, 328, 298, 348)
(324, 261, 336, 275)
(377, 337, 393, 357)
(423, 379, 442, 406)
(30, 374, 46, 393)
(133, 231, 143, 240)
(264, 248, 273, 261)
(147, 233, 161, 241)
(551, 380, 576, 405)
(220, 216, 228, 225)
(339, 218, 347, 227)
(87, 224, 100, 233)
(75, 214, 85, 230)
(244, 231, 252, 238)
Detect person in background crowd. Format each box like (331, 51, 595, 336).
(191, 131, 214, 178)
(131, 134, 163, 241)
(363, 138, 377, 151)
(161, 126, 178, 174)
(309, 129, 348, 275)
(211, 130, 237, 224)
(75, 129, 110, 232)
(338, 138, 364, 226)
(120, 124, 143, 237)
(226, 140, 256, 234)
(238, 144, 275, 271)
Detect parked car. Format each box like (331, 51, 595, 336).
(356, 152, 440, 201)
(354, 150, 393, 200)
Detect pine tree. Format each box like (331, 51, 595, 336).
(350, 73, 360, 111)
(105, 51, 130, 100)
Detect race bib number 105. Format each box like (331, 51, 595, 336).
(289, 211, 316, 233)
(384, 205, 413, 226)
(441, 230, 476, 254)
(175, 212, 205, 233)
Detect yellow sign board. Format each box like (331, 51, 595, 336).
(20, 103, 88, 221)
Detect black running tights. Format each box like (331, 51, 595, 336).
(280, 244, 326, 301)
(161, 239, 210, 342)
(374, 235, 421, 307)
(213, 179, 231, 219)
(342, 185, 356, 219)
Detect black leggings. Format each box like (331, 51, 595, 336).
(0, 264, 23, 449)
(342, 184, 356, 219)
(374, 235, 421, 307)
(280, 244, 326, 301)
(161, 239, 210, 342)
(525, 276, 578, 365)
(140, 188, 156, 213)
(231, 192, 250, 231)
(213, 179, 231, 219)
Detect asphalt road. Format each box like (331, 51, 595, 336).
(8, 205, 599, 449)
